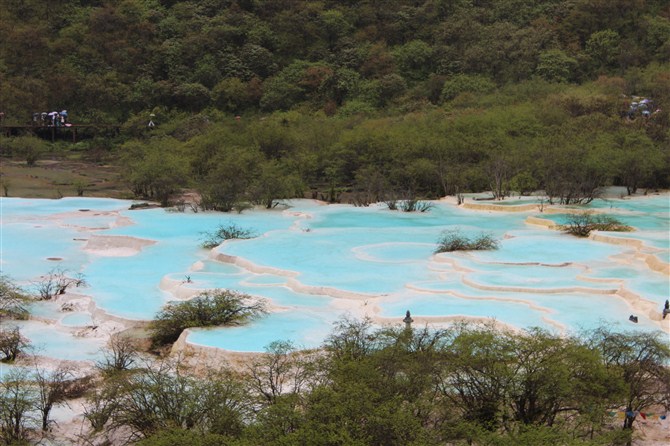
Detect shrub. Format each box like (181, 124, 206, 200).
(441, 74, 496, 101)
(35, 268, 87, 300)
(96, 335, 141, 373)
(399, 199, 434, 212)
(200, 223, 256, 249)
(5, 135, 48, 166)
(435, 229, 499, 253)
(149, 289, 267, 347)
(561, 212, 632, 237)
(385, 199, 434, 212)
(0, 326, 28, 362)
(0, 275, 30, 320)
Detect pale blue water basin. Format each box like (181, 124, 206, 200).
(60, 312, 94, 327)
(1, 222, 89, 281)
(583, 266, 642, 280)
(588, 195, 669, 213)
(465, 264, 616, 291)
(540, 212, 668, 233)
(13, 320, 105, 361)
(61, 215, 119, 230)
(528, 292, 658, 332)
(243, 274, 288, 286)
(27, 300, 67, 320)
(1, 196, 668, 355)
(219, 228, 440, 294)
(380, 291, 658, 333)
(598, 231, 669, 252)
(467, 234, 625, 265)
(106, 207, 295, 241)
(194, 260, 243, 274)
(482, 198, 544, 206)
(170, 271, 246, 290)
(1, 197, 130, 218)
(174, 276, 332, 309)
(623, 275, 670, 302)
(187, 310, 335, 351)
(380, 293, 548, 328)
(652, 251, 670, 265)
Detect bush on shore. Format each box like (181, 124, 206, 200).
(561, 212, 632, 237)
(200, 223, 256, 249)
(435, 229, 499, 253)
(149, 290, 266, 347)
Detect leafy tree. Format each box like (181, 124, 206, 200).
(248, 159, 304, 209)
(0, 275, 30, 320)
(83, 374, 125, 433)
(213, 78, 254, 113)
(441, 74, 496, 101)
(393, 40, 434, 82)
(199, 146, 263, 212)
(507, 328, 621, 427)
(540, 124, 614, 205)
(135, 428, 234, 446)
(536, 49, 579, 83)
(35, 267, 87, 300)
(0, 369, 36, 445)
(586, 30, 621, 72)
(319, 9, 352, 49)
(260, 62, 309, 111)
(611, 130, 664, 194)
(121, 138, 189, 206)
(562, 212, 632, 237)
(509, 171, 539, 195)
(590, 328, 670, 438)
(438, 323, 514, 429)
(97, 334, 141, 374)
(33, 364, 75, 431)
(109, 360, 248, 441)
(5, 136, 48, 166)
(0, 326, 28, 362)
(172, 83, 211, 112)
(351, 165, 390, 206)
(246, 340, 316, 406)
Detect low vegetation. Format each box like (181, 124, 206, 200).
(385, 198, 434, 212)
(0, 317, 667, 445)
(0, 275, 30, 320)
(0, 326, 28, 362)
(35, 267, 87, 300)
(200, 223, 257, 249)
(149, 289, 267, 347)
(74, 321, 670, 445)
(562, 212, 633, 237)
(435, 229, 499, 253)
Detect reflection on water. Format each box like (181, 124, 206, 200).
(1, 194, 668, 357)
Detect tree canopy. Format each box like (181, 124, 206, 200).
(1, 1, 668, 204)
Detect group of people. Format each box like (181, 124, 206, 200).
(625, 97, 658, 119)
(32, 110, 69, 127)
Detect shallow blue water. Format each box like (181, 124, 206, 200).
(1, 195, 668, 357)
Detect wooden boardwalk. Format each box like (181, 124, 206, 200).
(1, 124, 121, 142)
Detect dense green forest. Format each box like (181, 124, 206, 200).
(1, 0, 669, 205)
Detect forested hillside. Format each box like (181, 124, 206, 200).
(1, 0, 669, 204)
